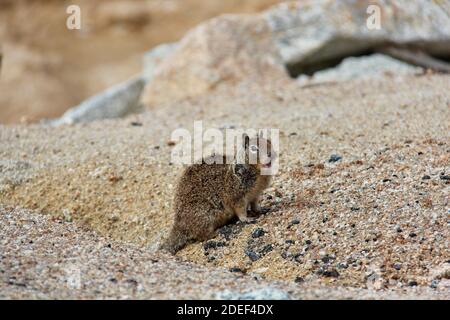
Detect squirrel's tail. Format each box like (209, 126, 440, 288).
(159, 227, 189, 254)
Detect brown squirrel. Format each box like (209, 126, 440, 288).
(160, 133, 275, 254)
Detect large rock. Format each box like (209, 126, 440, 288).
(141, 14, 287, 107)
(52, 76, 145, 125)
(142, 0, 450, 106)
(297, 53, 423, 85)
(266, 0, 450, 76)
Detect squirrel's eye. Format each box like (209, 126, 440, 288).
(250, 145, 258, 153)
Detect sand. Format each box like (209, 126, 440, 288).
(0, 73, 449, 299)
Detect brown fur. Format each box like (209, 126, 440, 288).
(160, 135, 275, 254)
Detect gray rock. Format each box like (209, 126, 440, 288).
(265, 0, 450, 76)
(215, 286, 291, 300)
(298, 54, 422, 84)
(52, 76, 145, 125)
(142, 42, 178, 81)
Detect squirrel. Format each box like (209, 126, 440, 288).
(160, 133, 275, 254)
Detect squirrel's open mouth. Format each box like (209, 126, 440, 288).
(261, 162, 272, 168)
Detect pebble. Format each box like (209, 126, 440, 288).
(317, 268, 340, 278)
(229, 267, 245, 274)
(245, 249, 260, 262)
(422, 175, 431, 180)
(328, 154, 342, 163)
(251, 228, 265, 238)
(294, 276, 304, 283)
(408, 280, 418, 287)
(203, 240, 225, 250)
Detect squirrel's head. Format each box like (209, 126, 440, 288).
(239, 133, 275, 171)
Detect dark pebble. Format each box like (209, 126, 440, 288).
(328, 154, 342, 163)
(440, 175, 450, 180)
(408, 280, 418, 287)
(251, 228, 265, 238)
(393, 263, 402, 270)
(430, 279, 439, 289)
(294, 276, 304, 283)
(321, 255, 332, 264)
(288, 219, 300, 228)
(229, 267, 245, 274)
(422, 175, 431, 180)
(382, 178, 391, 183)
(203, 240, 225, 250)
(285, 240, 295, 245)
(305, 239, 312, 245)
(245, 250, 260, 262)
(350, 207, 360, 211)
(261, 244, 273, 255)
(317, 268, 340, 278)
(409, 232, 417, 238)
(130, 122, 143, 127)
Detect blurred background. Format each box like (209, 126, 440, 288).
(0, 0, 281, 124)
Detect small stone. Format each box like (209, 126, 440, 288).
(430, 279, 439, 289)
(288, 219, 300, 228)
(393, 263, 402, 270)
(305, 239, 312, 245)
(261, 244, 273, 255)
(440, 175, 450, 180)
(328, 154, 342, 163)
(229, 267, 245, 274)
(422, 175, 431, 180)
(408, 280, 418, 287)
(167, 140, 176, 146)
(245, 249, 260, 262)
(130, 121, 142, 127)
(350, 206, 360, 211)
(409, 232, 417, 238)
(317, 268, 339, 278)
(251, 228, 265, 238)
(203, 240, 225, 250)
(285, 240, 295, 245)
(294, 276, 304, 283)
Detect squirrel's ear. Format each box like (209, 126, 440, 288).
(242, 133, 250, 149)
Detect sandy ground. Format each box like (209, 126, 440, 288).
(0, 0, 280, 123)
(0, 73, 449, 299)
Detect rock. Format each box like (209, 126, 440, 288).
(142, 42, 179, 81)
(329, 154, 342, 163)
(203, 240, 225, 250)
(245, 249, 260, 262)
(251, 228, 265, 238)
(141, 14, 286, 107)
(214, 286, 291, 300)
(265, 0, 450, 76)
(52, 76, 145, 125)
(422, 175, 431, 180)
(298, 54, 422, 85)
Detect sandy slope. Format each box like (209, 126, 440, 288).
(0, 74, 449, 298)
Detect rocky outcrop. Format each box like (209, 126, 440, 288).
(266, 0, 450, 76)
(52, 76, 145, 125)
(141, 14, 286, 107)
(297, 54, 423, 85)
(142, 0, 450, 106)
